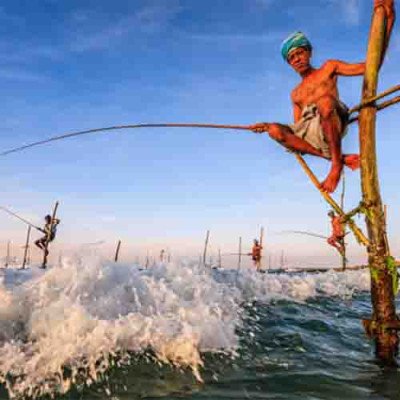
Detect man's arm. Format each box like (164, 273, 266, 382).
(325, 60, 365, 77)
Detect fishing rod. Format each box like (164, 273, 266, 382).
(280, 230, 328, 240)
(0, 83, 398, 158)
(0, 123, 251, 157)
(0, 206, 41, 231)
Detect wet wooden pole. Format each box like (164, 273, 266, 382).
(202, 230, 210, 266)
(42, 201, 59, 269)
(359, 2, 398, 365)
(22, 226, 31, 269)
(114, 240, 122, 262)
(340, 174, 347, 271)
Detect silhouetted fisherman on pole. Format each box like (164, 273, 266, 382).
(35, 214, 60, 257)
(250, 0, 394, 194)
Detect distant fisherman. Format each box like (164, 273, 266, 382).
(250, 0, 395, 193)
(327, 211, 345, 256)
(35, 215, 60, 256)
(249, 239, 263, 271)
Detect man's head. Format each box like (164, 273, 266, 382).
(328, 211, 335, 218)
(45, 215, 51, 223)
(281, 31, 312, 74)
(254, 239, 259, 245)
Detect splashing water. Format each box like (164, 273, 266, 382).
(0, 257, 371, 398)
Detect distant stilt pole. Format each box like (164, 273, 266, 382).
(114, 240, 122, 262)
(145, 251, 149, 269)
(22, 226, 32, 269)
(259, 226, 264, 272)
(218, 247, 222, 268)
(202, 230, 210, 266)
(5, 240, 10, 268)
(238, 237, 242, 270)
(42, 201, 59, 269)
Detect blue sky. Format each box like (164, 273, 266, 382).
(0, 0, 399, 266)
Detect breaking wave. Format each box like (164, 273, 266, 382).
(0, 257, 370, 398)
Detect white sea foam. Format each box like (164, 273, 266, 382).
(0, 257, 370, 398)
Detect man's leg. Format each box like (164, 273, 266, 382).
(266, 123, 326, 158)
(327, 236, 342, 253)
(317, 97, 352, 193)
(35, 238, 44, 250)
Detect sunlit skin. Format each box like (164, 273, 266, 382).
(327, 212, 345, 255)
(250, 0, 395, 193)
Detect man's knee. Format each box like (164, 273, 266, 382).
(268, 123, 291, 142)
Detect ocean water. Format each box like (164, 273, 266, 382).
(0, 257, 399, 400)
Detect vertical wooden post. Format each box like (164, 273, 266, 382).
(258, 226, 264, 271)
(22, 226, 31, 269)
(5, 240, 10, 268)
(218, 248, 222, 268)
(340, 174, 347, 271)
(359, 3, 398, 364)
(42, 201, 59, 269)
(238, 237, 242, 270)
(145, 251, 149, 269)
(114, 240, 122, 262)
(202, 230, 210, 266)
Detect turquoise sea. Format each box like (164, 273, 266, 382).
(0, 260, 398, 400)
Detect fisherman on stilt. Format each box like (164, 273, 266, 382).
(327, 211, 346, 256)
(35, 214, 60, 256)
(250, 0, 394, 194)
(249, 239, 263, 271)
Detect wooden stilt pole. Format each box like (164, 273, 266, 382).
(295, 154, 369, 246)
(359, 2, 398, 365)
(42, 201, 59, 269)
(238, 237, 242, 270)
(340, 174, 347, 271)
(218, 248, 222, 268)
(259, 226, 264, 272)
(114, 240, 122, 262)
(145, 251, 149, 269)
(22, 226, 31, 269)
(202, 230, 210, 266)
(5, 241, 10, 268)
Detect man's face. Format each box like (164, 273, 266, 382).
(287, 47, 311, 74)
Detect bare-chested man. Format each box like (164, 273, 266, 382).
(327, 211, 345, 256)
(251, 0, 395, 193)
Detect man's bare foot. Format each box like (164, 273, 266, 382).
(321, 170, 342, 193)
(343, 154, 360, 170)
